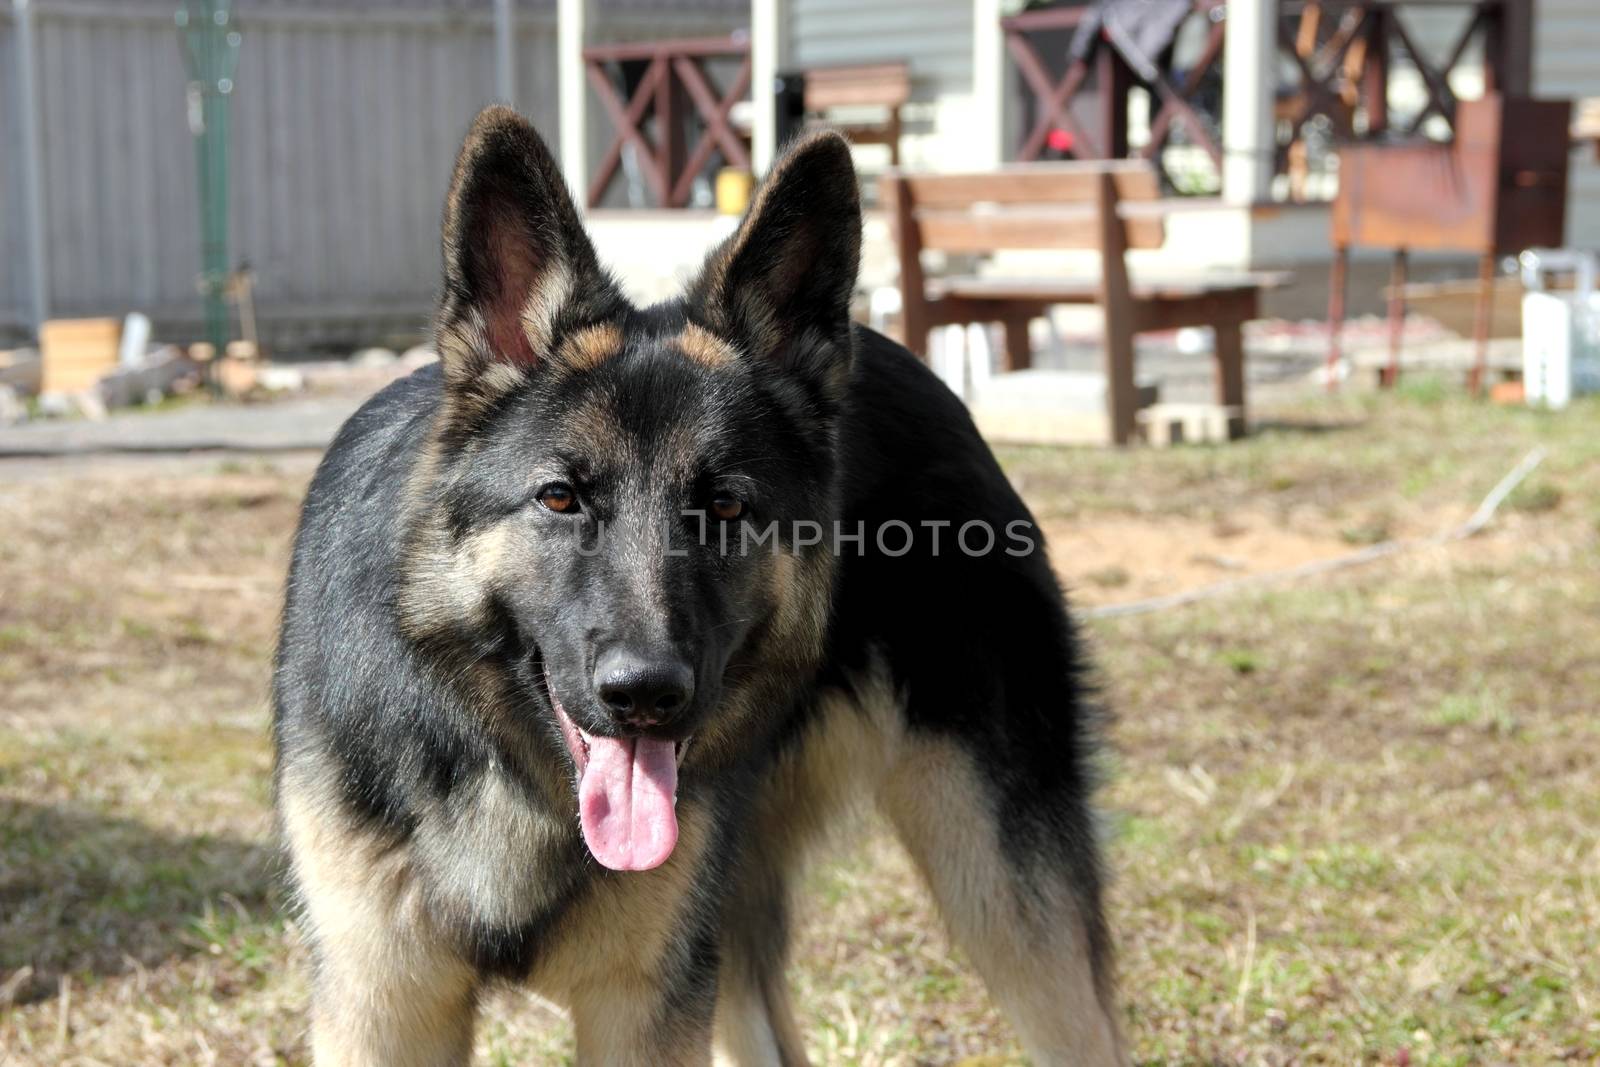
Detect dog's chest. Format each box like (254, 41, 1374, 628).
(412, 769, 715, 988)
(411, 767, 575, 931)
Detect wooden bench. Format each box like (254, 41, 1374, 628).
(881, 160, 1278, 445)
(803, 63, 910, 166)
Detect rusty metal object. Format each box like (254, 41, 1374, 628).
(1326, 94, 1571, 392)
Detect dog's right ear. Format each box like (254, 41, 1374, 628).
(686, 131, 861, 388)
(435, 106, 622, 388)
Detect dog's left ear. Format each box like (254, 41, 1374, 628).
(689, 131, 861, 381)
(436, 106, 622, 386)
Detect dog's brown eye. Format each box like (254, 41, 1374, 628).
(710, 495, 744, 521)
(538, 483, 578, 513)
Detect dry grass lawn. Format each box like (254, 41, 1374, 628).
(2, 382, 1597, 1065)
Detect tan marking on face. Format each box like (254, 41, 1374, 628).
(562, 391, 633, 471)
(559, 322, 626, 371)
(677, 323, 736, 368)
(679, 541, 839, 769)
(397, 520, 517, 639)
(767, 549, 833, 670)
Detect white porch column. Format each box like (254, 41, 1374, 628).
(1221, 0, 1276, 206)
(972, 0, 1008, 169)
(558, 0, 590, 208)
(750, 0, 790, 175)
(493, 0, 516, 104)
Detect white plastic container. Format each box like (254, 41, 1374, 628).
(1520, 249, 1600, 409)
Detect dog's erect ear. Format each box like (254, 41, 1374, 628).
(436, 106, 621, 384)
(689, 131, 861, 378)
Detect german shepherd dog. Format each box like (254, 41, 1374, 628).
(274, 106, 1124, 1065)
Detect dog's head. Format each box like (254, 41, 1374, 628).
(400, 107, 860, 871)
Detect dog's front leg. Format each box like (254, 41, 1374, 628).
(282, 783, 479, 1067)
(567, 958, 717, 1067)
(308, 938, 476, 1067)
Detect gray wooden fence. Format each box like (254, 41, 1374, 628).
(0, 0, 743, 348)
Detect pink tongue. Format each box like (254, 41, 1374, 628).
(577, 734, 679, 871)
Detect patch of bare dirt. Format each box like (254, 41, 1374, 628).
(1045, 502, 1581, 609)
(1044, 511, 1369, 607)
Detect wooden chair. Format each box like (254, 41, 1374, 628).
(881, 160, 1280, 445)
(802, 63, 910, 165)
(1328, 93, 1572, 392)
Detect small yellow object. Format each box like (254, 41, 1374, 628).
(715, 167, 754, 216)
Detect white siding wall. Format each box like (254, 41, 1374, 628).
(0, 1, 741, 344)
(1535, 0, 1600, 249)
(787, 0, 977, 171)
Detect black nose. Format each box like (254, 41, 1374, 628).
(593, 650, 694, 728)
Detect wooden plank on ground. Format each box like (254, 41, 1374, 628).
(40, 319, 121, 394)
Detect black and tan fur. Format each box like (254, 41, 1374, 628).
(273, 106, 1125, 1065)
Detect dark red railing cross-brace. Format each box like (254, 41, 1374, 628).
(1002, 1, 1225, 167)
(1005, 33, 1099, 161)
(669, 53, 751, 206)
(584, 36, 751, 210)
(1137, 7, 1227, 170)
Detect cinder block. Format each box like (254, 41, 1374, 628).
(1138, 403, 1242, 447)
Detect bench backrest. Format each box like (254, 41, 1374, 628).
(880, 161, 1163, 344)
(881, 161, 1165, 255)
(803, 62, 911, 111)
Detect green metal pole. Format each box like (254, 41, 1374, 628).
(176, 1, 241, 361)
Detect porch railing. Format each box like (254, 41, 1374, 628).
(583, 35, 751, 209)
(1001, 0, 1533, 200)
(1276, 0, 1527, 197)
(1001, 1, 1226, 171)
